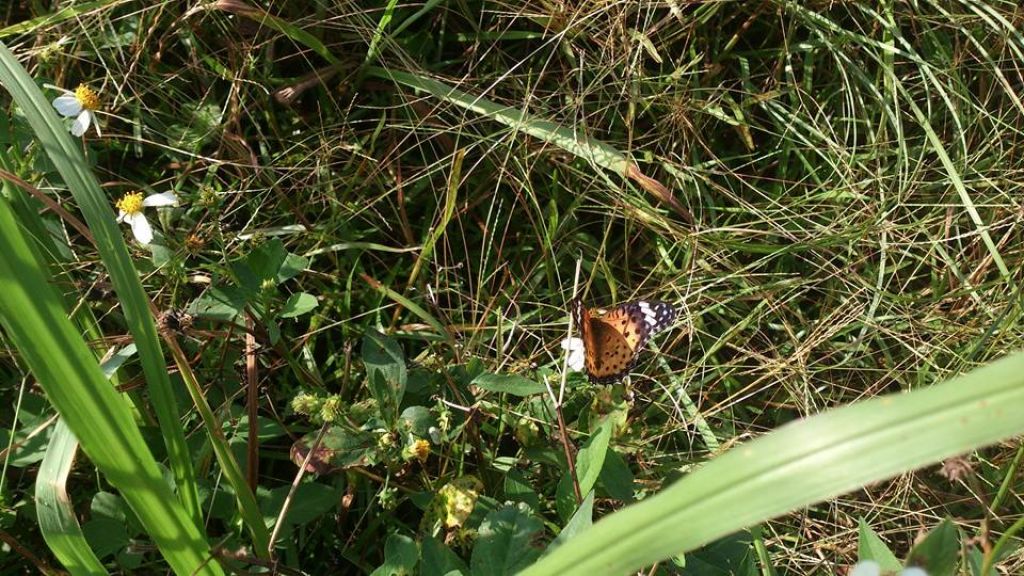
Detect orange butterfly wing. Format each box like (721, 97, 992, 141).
(573, 299, 676, 383)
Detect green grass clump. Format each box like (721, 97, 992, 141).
(2, 1, 1024, 574)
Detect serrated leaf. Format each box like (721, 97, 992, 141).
(470, 503, 544, 576)
(503, 468, 540, 512)
(291, 426, 377, 473)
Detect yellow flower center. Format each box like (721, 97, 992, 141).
(116, 192, 144, 215)
(74, 84, 100, 111)
(411, 439, 431, 462)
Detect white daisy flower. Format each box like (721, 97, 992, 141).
(50, 83, 101, 137)
(115, 191, 179, 245)
(561, 337, 585, 372)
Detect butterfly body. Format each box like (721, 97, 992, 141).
(572, 299, 676, 383)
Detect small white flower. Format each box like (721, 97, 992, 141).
(115, 191, 179, 245)
(49, 83, 101, 137)
(561, 337, 585, 372)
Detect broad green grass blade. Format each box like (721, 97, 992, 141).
(522, 351, 1024, 575)
(35, 419, 108, 576)
(0, 41, 201, 526)
(34, 352, 135, 576)
(0, 195, 221, 575)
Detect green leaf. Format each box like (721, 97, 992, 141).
(503, 468, 540, 512)
(234, 239, 287, 290)
(233, 239, 308, 288)
(261, 482, 338, 529)
(280, 292, 318, 318)
(166, 101, 222, 149)
(471, 373, 547, 397)
(363, 328, 407, 424)
(198, 482, 238, 521)
(520, 352, 1024, 576)
(83, 517, 128, 560)
(117, 547, 145, 571)
(684, 531, 758, 576)
(857, 518, 901, 572)
(35, 419, 106, 574)
(470, 503, 544, 576)
(576, 419, 613, 497)
(905, 519, 958, 576)
(597, 449, 634, 503)
(190, 285, 247, 320)
(556, 420, 612, 520)
(421, 536, 468, 576)
(91, 492, 127, 524)
(3, 424, 50, 467)
(399, 406, 436, 438)
(277, 251, 309, 283)
(551, 490, 593, 552)
(370, 534, 419, 576)
(318, 426, 378, 469)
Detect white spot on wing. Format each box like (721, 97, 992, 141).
(638, 301, 659, 328)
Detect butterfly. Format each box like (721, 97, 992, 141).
(571, 299, 676, 383)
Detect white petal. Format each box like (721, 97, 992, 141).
(561, 337, 584, 352)
(562, 338, 586, 372)
(116, 210, 126, 223)
(125, 213, 153, 244)
(567, 348, 585, 372)
(142, 191, 179, 208)
(850, 562, 881, 576)
(52, 94, 82, 117)
(70, 110, 92, 137)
